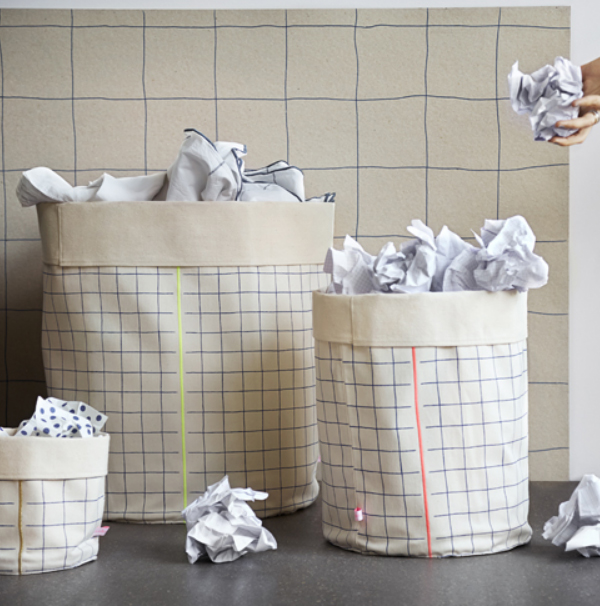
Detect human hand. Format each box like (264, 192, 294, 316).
(551, 57, 600, 146)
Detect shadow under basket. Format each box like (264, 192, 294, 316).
(0, 431, 110, 575)
(313, 289, 532, 558)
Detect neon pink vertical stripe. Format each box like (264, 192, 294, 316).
(412, 347, 432, 558)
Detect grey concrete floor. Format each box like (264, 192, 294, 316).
(1, 482, 598, 606)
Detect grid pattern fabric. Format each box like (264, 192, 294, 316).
(42, 264, 327, 521)
(315, 339, 531, 557)
(0, 476, 104, 575)
(0, 8, 569, 479)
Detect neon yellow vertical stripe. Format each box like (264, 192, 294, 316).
(177, 267, 188, 507)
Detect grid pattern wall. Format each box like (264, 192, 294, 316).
(0, 7, 569, 479)
(42, 264, 327, 521)
(0, 476, 104, 575)
(315, 339, 531, 557)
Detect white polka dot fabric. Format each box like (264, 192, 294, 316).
(12, 397, 107, 439)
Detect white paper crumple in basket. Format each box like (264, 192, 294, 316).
(324, 220, 437, 295)
(508, 57, 583, 141)
(182, 476, 277, 564)
(443, 216, 549, 293)
(16, 129, 335, 207)
(324, 216, 548, 295)
(0, 396, 107, 438)
(543, 474, 600, 557)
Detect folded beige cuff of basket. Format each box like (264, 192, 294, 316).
(0, 432, 110, 480)
(37, 201, 335, 268)
(313, 290, 528, 347)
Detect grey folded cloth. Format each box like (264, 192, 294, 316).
(16, 128, 335, 206)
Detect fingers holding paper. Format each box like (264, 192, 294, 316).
(550, 123, 594, 146)
(551, 97, 600, 146)
(550, 85, 600, 146)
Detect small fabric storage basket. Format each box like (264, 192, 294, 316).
(0, 431, 109, 575)
(37, 201, 333, 522)
(313, 290, 532, 557)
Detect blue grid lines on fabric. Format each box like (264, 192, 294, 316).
(349, 347, 424, 549)
(315, 341, 354, 549)
(318, 342, 428, 553)
(419, 342, 529, 552)
(42, 266, 182, 520)
(23, 477, 104, 574)
(182, 265, 323, 515)
(0, 489, 17, 573)
(509, 341, 530, 546)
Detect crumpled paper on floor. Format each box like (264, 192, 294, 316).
(508, 56, 583, 141)
(324, 216, 548, 295)
(17, 129, 335, 207)
(543, 474, 600, 557)
(182, 476, 277, 564)
(0, 396, 107, 438)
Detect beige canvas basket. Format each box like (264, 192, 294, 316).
(37, 201, 333, 522)
(313, 289, 532, 557)
(0, 432, 109, 575)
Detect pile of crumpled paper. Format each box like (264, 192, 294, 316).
(544, 474, 600, 557)
(324, 215, 548, 295)
(16, 129, 335, 207)
(508, 56, 583, 141)
(182, 476, 277, 564)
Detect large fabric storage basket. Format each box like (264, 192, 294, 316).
(313, 290, 532, 557)
(37, 201, 333, 522)
(0, 431, 109, 574)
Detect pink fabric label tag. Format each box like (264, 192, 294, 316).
(93, 526, 110, 537)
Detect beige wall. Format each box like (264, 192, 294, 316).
(0, 7, 570, 478)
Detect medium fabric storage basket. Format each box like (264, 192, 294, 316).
(313, 289, 532, 557)
(0, 431, 109, 575)
(37, 201, 333, 522)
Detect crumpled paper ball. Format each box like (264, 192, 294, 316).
(377, 220, 437, 294)
(508, 56, 583, 141)
(324, 221, 437, 295)
(324, 235, 377, 295)
(543, 474, 600, 557)
(182, 476, 277, 564)
(442, 215, 548, 293)
(471, 216, 549, 292)
(324, 216, 548, 295)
